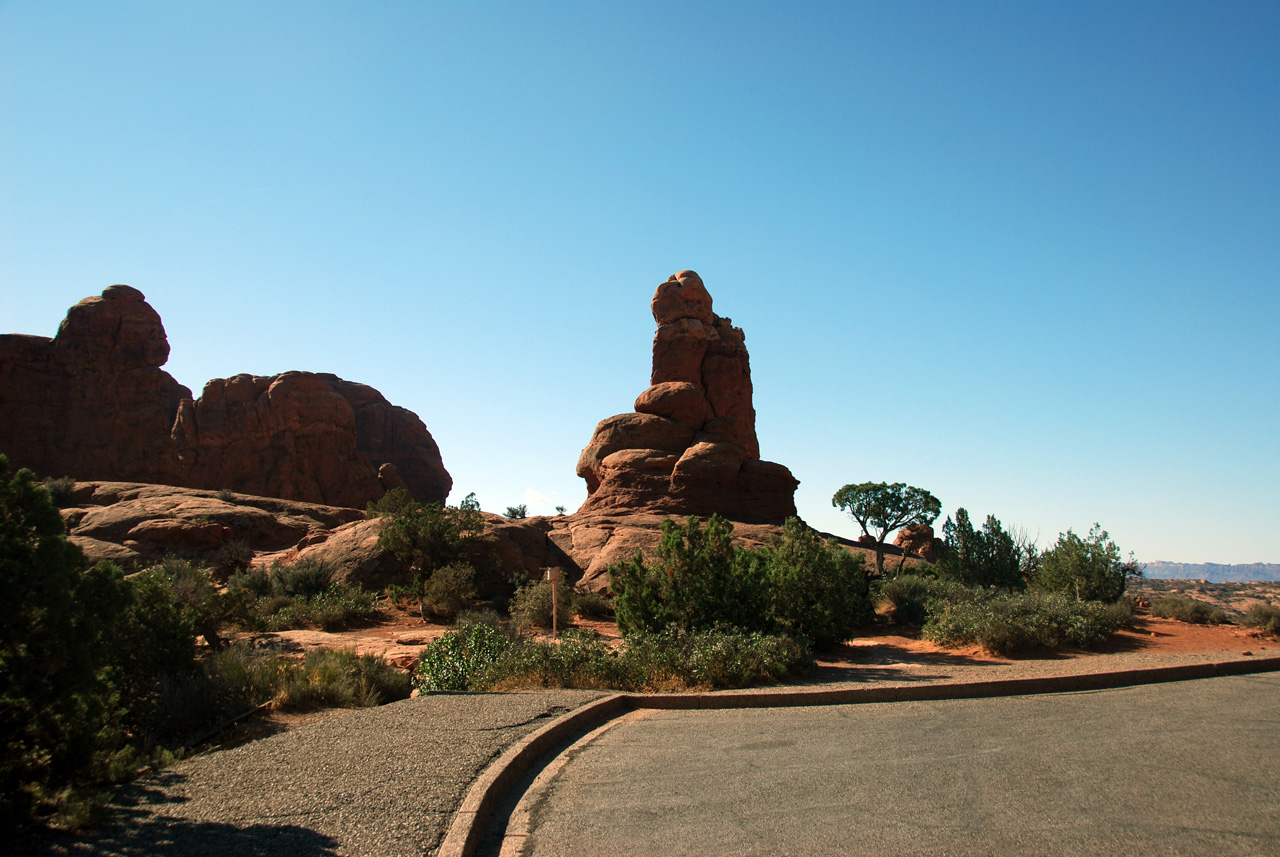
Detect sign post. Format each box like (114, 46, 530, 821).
(544, 567, 561, 638)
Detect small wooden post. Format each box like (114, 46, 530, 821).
(545, 567, 562, 638)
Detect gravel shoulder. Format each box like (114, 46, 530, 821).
(15, 690, 605, 857)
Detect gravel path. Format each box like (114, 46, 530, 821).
(16, 690, 605, 857)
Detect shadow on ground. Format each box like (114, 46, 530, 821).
(12, 774, 340, 857)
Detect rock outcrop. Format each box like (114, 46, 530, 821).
(576, 271, 798, 522)
(172, 372, 451, 509)
(0, 286, 451, 508)
(893, 523, 943, 561)
(0, 285, 191, 485)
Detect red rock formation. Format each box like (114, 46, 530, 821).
(0, 286, 450, 508)
(0, 285, 190, 485)
(576, 271, 798, 523)
(893, 523, 943, 561)
(172, 371, 451, 508)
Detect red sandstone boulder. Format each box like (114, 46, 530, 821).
(893, 523, 944, 561)
(576, 271, 797, 523)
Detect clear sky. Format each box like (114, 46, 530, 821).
(2, 2, 1277, 565)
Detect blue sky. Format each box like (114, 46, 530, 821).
(2, 2, 1277, 564)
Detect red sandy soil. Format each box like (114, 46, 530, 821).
(251, 608, 1274, 671)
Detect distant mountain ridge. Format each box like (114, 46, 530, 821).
(1143, 561, 1280, 582)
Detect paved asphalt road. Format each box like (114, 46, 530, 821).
(514, 673, 1280, 857)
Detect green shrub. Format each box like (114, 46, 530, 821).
(571, 590, 614, 619)
(504, 504, 528, 519)
(1033, 525, 1141, 602)
(412, 625, 812, 694)
(934, 509, 1030, 590)
(422, 562, 477, 621)
(875, 574, 973, 626)
(1242, 603, 1280, 634)
(40, 476, 77, 508)
(611, 515, 768, 636)
(923, 591, 1131, 655)
(271, 648, 411, 710)
(0, 456, 126, 827)
(509, 579, 574, 630)
(756, 518, 872, 645)
(1149, 595, 1234, 625)
(215, 488, 235, 503)
(414, 622, 515, 692)
(371, 489, 484, 578)
(226, 561, 380, 631)
(456, 608, 503, 629)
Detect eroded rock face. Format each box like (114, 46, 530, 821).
(1, 286, 451, 508)
(0, 285, 191, 485)
(576, 270, 798, 522)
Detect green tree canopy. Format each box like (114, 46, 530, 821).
(831, 481, 941, 576)
(936, 508, 1029, 590)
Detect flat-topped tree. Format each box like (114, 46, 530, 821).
(832, 481, 941, 576)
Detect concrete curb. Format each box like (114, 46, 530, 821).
(436, 654, 1280, 857)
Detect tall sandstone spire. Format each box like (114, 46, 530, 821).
(576, 270, 798, 522)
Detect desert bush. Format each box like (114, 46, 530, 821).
(611, 515, 871, 646)
(271, 648, 410, 710)
(412, 625, 812, 694)
(934, 509, 1030, 590)
(611, 515, 768, 636)
(211, 537, 253, 579)
(1149, 595, 1234, 625)
(1, 456, 126, 827)
(40, 475, 77, 507)
(215, 488, 235, 503)
(1242, 603, 1280, 635)
(414, 622, 515, 692)
(923, 591, 1131, 655)
(227, 561, 380, 632)
(875, 574, 973, 626)
(509, 579, 574, 630)
(456, 608, 503, 629)
(504, 503, 528, 519)
(1033, 525, 1141, 602)
(755, 518, 872, 645)
(370, 489, 484, 578)
(422, 562, 477, 621)
(571, 590, 614, 619)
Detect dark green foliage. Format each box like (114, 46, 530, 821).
(1242, 603, 1280, 634)
(504, 503, 528, 519)
(0, 456, 126, 827)
(1149, 595, 1234, 625)
(923, 591, 1132, 655)
(414, 622, 514, 691)
(831, 481, 941, 575)
(215, 488, 235, 503)
(412, 625, 812, 693)
(755, 518, 872, 645)
(1034, 525, 1141, 602)
(371, 489, 484, 578)
(226, 561, 380, 631)
(611, 515, 871, 646)
(875, 574, 973, 626)
(40, 476, 77, 508)
(456, 608, 503, 629)
(509, 579, 574, 630)
(269, 648, 411, 710)
(571, 590, 614, 619)
(612, 515, 767, 636)
(421, 562, 477, 621)
(935, 509, 1029, 590)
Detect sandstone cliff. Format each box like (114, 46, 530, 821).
(0, 286, 450, 507)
